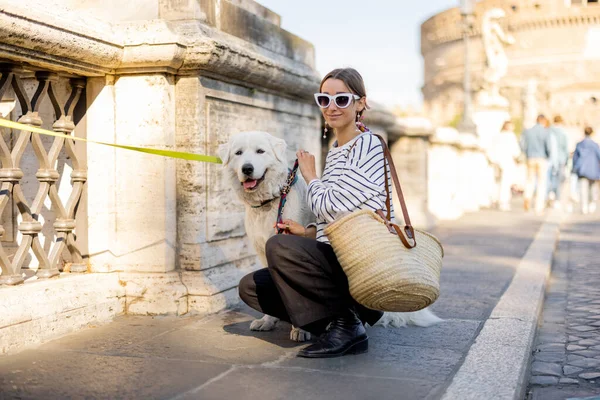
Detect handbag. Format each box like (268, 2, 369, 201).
(323, 134, 444, 312)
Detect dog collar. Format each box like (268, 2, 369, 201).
(251, 198, 277, 208)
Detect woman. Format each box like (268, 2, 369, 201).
(572, 127, 600, 214)
(238, 68, 392, 358)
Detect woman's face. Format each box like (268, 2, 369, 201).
(319, 78, 365, 130)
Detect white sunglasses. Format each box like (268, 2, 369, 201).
(314, 93, 360, 109)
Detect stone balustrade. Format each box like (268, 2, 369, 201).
(0, 65, 87, 285)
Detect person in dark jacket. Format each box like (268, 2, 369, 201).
(572, 127, 600, 214)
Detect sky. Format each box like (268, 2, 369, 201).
(256, 0, 457, 110)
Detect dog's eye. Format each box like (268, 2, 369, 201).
(235, 150, 243, 156)
(256, 149, 265, 154)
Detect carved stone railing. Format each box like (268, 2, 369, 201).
(0, 64, 87, 285)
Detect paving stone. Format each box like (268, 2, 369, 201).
(567, 344, 586, 351)
(578, 339, 600, 346)
(0, 349, 230, 399)
(574, 332, 600, 338)
(531, 362, 563, 377)
(571, 326, 597, 332)
(567, 354, 586, 362)
(591, 345, 600, 350)
(572, 350, 600, 358)
(541, 323, 566, 334)
(591, 321, 600, 327)
(538, 334, 567, 344)
(563, 365, 584, 375)
(567, 358, 600, 368)
(530, 376, 559, 386)
(569, 336, 583, 342)
(558, 378, 579, 384)
(188, 367, 439, 400)
(534, 352, 565, 363)
(537, 343, 565, 352)
(579, 372, 600, 380)
(543, 317, 565, 325)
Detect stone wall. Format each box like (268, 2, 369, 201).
(0, 0, 320, 344)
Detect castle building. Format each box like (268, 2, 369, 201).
(422, 0, 600, 136)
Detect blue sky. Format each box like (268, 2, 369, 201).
(256, 0, 457, 109)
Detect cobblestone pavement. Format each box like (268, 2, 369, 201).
(0, 208, 544, 400)
(526, 213, 600, 400)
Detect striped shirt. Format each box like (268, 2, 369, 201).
(307, 131, 395, 244)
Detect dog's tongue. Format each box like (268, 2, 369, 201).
(243, 179, 258, 190)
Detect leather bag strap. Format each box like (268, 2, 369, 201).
(374, 134, 416, 249)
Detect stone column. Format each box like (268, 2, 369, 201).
(86, 74, 187, 315)
(428, 128, 463, 220)
(388, 118, 435, 229)
(456, 135, 485, 213)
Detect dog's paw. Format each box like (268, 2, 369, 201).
(290, 326, 311, 342)
(249, 315, 279, 331)
(374, 312, 408, 328)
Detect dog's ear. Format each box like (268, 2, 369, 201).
(217, 142, 230, 166)
(270, 136, 287, 162)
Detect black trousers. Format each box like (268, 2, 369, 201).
(238, 234, 383, 334)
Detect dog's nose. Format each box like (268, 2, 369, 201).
(242, 164, 254, 176)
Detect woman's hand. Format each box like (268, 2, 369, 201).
(296, 149, 318, 184)
(275, 219, 308, 236)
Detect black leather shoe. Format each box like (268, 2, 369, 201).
(297, 309, 368, 358)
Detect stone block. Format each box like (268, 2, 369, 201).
(189, 367, 437, 400)
(534, 352, 565, 363)
(0, 273, 124, 354)
(119, 272, 188, 315)
(568, 358, 600, 368)
(579, 372, 600, 380)
(179, 237, 255, 271)
(563, 365, 583, 375)
(182, 259, 258, 296)
(188, 287, 240, 315)
(0, 348, 230, 399)
(530, 376, 559, 386)
(531, 361, 563, 377)
(558, 378, 579, 384)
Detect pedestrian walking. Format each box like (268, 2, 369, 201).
(546, 116, 569, 209)
(490, 120, 521, 211)
(572, 126, 600, 214)
(520, 115, 553, 214)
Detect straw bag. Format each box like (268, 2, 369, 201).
(323, 134, 444, 312)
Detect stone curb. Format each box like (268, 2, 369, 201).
(440, 210, 562, 400)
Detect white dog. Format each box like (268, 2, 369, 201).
(219, 131, 442, 342)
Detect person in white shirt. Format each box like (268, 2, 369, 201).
(238, 68, 392, 358)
